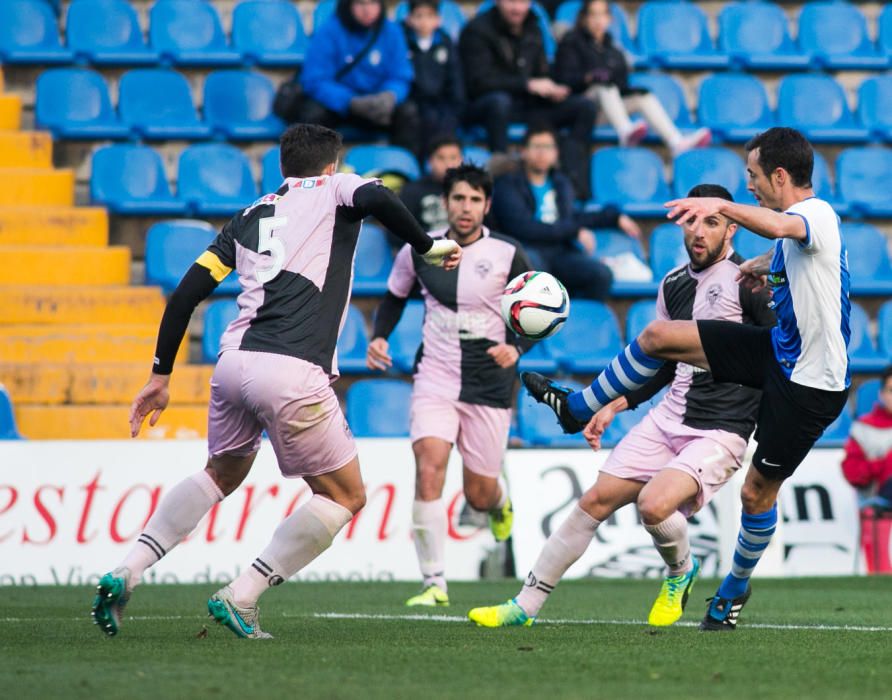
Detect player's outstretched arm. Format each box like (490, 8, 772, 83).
(665, 197, 807, 241)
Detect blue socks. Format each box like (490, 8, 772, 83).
(567, 339, 664, 420)
(718, 504, 778, 600)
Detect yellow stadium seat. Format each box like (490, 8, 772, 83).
(0, 168, 74, 206)
(14, 404, 208, 439)
(0, 206, 108, 247)
(0, 246, 130, 285)
(69, 363, 213, 404)
(0, 94, 22, 131)
(0, 363, 68, 404)
(0, 286, 164, 324)
(0, 132, 52, 168)
(0, 324, 188, 363)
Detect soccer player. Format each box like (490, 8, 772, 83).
(523, 127, 850, 630)
(366, 164, 532, 607)
(468, 184, 775, 628)
(90, 124, 461, 639)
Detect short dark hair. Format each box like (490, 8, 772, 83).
(443, 163, 492, 198)
(687, 183, 734, 201)
(522, 123, 557, 147)
(408, 0, 439, 11)
(745, 127, 813, 188)
(882, 365, 892, 387)
(426, 134, 462, 160)
(279, 123, 342, 178)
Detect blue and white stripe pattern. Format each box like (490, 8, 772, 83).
(719, 505, 778, 599)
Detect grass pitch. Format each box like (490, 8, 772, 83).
(2, 577, 891, 700)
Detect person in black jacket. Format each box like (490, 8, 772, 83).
(554, 0, 711, 154)
(400, 135, 464, 233)
(489, 125, 641, 300)
(458, 0, 595, 198)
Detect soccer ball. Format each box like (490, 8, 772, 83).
(500, 271, 570, 340)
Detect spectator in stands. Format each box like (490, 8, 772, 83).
(489, 124, 641, 301)
(400, 135, 464, 232)
(842, 366, 892, 510)
(402, 0, 465, 155)
(554, 0, 711, 154)
(300, 0, 420, 155)
(459, 0, 595, 198)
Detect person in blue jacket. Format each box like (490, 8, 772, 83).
(301, 0, 420, 155)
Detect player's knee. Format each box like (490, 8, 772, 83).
(463, 482, 497, 511)
(341, 487, 367, 515)
(740, 481, 773, 514)
(636, 493, 674, 525)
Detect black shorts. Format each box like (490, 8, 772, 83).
(697, 320, 849, 480)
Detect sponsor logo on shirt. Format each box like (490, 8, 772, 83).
(475, 260, 493, 278)
(243, 193, 282, 215)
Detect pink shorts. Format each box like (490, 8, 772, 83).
(409, 392, 511, 478)
(208, 350, 357, 478)
(601, 411, 746, 517)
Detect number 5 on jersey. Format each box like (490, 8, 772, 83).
(256, 215, 287, 284)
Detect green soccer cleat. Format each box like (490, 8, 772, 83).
(91, 567, 132, 637)
(648, 555, 701, 627)
(207, 586, 273, 640)
(468, 598, 534, 627)
(405, 584, 449, 607)
(489, 497, 514, 542)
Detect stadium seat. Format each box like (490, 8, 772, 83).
(837, 147, 892, 217)
(0, 386, 22, 440)
(625, 300, 657, 342)
(732, 228, 772, 260)
(149, 0, 241, 66)
(718, 1, 809, 71)
(594, 229, 657, 296)
(346, 379, 412, 437)
(477, 1, 555, 59)
(841, 223, 892, 296)
(636, 2, 730, 70)
(0, 0, 73, 64)
(353, 224, 394, 296)
(232, 0, 307, 66)
(66, 0, 158, 65)
(0, 93, 22, 131)
(313, 0, 337, 31)
(649, 223, 688, 280)
(0, 246, 129, 286)
(627, 72, 695, 132)
(386, 299, 425, 373)
(881, 6, 892, 57)
(0, 286, 163, 325)
(878, 301, 892, 360)
(462, 145, 491, 168)
(697, 74, 774, 143)
(812, 150, 850, 217)
(345, 145, 421, 181)
(64, 363, 213, 404)
(517, 341, 559, 373)
(516, 378, 586, 447)
(394, 1, 465, 41)
(178, 144, 259, 217)
(815, 408, 852, 448)
(262, 146, 283, 194)
(16, 404, 205, 440)
(798, 2, 887, 71)
(854, 378, 881, 418)
(858, 76, 892, 142)
(777, 75, 870, 144)
(591, 147, 671, 216)
(35, 68, 130, 139)
(201, 298, 238, 362)
(673, 147, 755, 204)
(337, 304, 372, 374)
(90, 144, 185, 215)
(0, 206, 107, 247)
(145, 219, 241, 295)
(0, 131, 52, 169)
(204, 70, 284, 141)
(849, 302, 886, 373)
(0, 168, 74, 207)
(548, 300, 623, 373)
(118, 69, 212, 140)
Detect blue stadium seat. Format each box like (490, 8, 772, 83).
(649, 223, 688, 280)
(516, 378, 587, 447)
(549, 300, 623, 373)
(815, 408, 852, 448)
(35, 68, 130, 139)
(313, 0, 336, 31)
(591, 147, 671, 216)
(837, 147, 892, 217)
(628, 72, 694, 129)
(346, 379, 412, 437)
(201, 298, 239, 362)
(858, 76, 892, 142)
(353, 224, 394, 296)
(673, 147, 755, 204)
(90, 144, 187, 215)
(517, 342, 559, 373)
(812, 150, 850, 217)
(118, 69, 212, 140)
(849, 302, 886, 373)
(798, 2, 887, 71)
(777, 75, 870, 144)
(842, 223, 892, 296)
(637, 2, 730, 70)
(0, 387, 23, 440)
(262, 146, 283, 194)
(594, 229, 657, 296)
(387, 299, 425, 373)
(881, 6, 892, 57)
(66, 0, 158, 65)
(718, 1, 809, 71)
(697, 74, 774, 143)
(477, 1, 555, 59)
(232, 0, 307, 66)
(204, 70, 284, 141)
(854, 378, 881, 418)
(0, 0, 73, 64)
(345, 145, 421, 181)
(150, 0, 241, 66)
(146, 219, 241, 295)
(337, 304, 372, 374)
(178, 144, 259, 217)
(879, 301, 892, 360)
(625, 299, 657, 342)
(394, 1, 466, 41)
(732, 229, 772, 261)
(462, 145, 492, 168)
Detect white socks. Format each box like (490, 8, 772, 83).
(120, 470, 223, 586)
(515, 506, 601, 617)
(644, 511, 692, 577)
(412, 499, 448, 591)
(494, 475, 508, 510)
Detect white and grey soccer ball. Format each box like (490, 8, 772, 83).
(500, 271, 570, 340)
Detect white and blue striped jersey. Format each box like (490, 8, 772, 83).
(768, 197, 850, 391)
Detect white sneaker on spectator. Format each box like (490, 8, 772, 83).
(672, 127, 712, 157)
(620, 120, 648, 147)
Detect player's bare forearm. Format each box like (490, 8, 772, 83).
(718, 200, 807, 241)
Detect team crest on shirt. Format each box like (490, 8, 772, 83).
(435, 46, 448, 64)
(475, 260, 493, 278)
(706, 283, 722, 306)
(243, 193, 282, 215)
(369, 49, 381, 65)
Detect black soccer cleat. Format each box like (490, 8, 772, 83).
(699, 585, 752, 631)
(521, 372, 588, 434)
